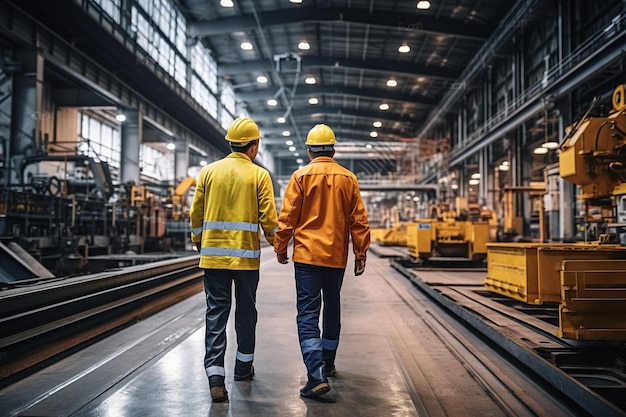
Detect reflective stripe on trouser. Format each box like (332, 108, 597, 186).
(294, 262, 344, 379)
(203, 268, 259, 376)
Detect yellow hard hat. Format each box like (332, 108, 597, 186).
(305, 124, 336, 146)
(225, 117, 261, 143)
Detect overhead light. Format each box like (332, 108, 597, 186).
(115, 113, 126, 122)
(305, 76, 316, 84)
(286, 140, 294, 145)
(308, 97, 319, 105)
(386, 78, 398, 87)
(200, 160, 208, 167)
(413, 196, 420, 202)
(542, 141, 560, 149)
(398, 44, 411, 53)
(379, 103, 390, 111)
(416, 1, 431, 10)
(289, 0, 302, 3)
(267, 99, 278, 106)
(451, 182, 459, 190)
(289, 146, 296, 151)
(298, 41, 310, 50)
(533, 146, 549, 155)
(469, 179, 479, 185)
(294, 152, 299, 157)
(373, 121, 382, 128)
(256, 75, 268, 84)
(365, 144, 373, 149)
(471, 172, 481, 179)
(277, 117, 286, 123)
(370, 131, 378, 138)
(220, 0, 234, 7)
(166, 143, 176, 150)
(240, 42, 253, 50)
(498, 163, 510, 171)
(296, 158, 303, 163)
(282, 130, 291, 136)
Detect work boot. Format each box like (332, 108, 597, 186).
(323, 361, 336, 378)
(234, 359, 255, 381)
(208, 375, 228, 403)
(300, 364, 330, 398)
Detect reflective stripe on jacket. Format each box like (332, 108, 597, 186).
(190, 152, 277, 270)
(274, 156, 370, 269)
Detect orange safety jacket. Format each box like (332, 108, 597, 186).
(274, 156, 370, 269)
(190, 152, 277, 270)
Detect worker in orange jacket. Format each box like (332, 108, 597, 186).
(274, 124, 370, 398)
(190, 117, 277, 403)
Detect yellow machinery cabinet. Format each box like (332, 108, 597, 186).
(558, 259, 626, 341)
(485, 243, 626, 304)
(469, 222, 490, 259)
(407, 220, 433, 260)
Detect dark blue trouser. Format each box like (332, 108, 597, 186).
(203, 269, 259, 377)
(294, 262, 345, 381)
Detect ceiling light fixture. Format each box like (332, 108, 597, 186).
(379, 103, 390, 111)
(416, 1, 431, 10)
(277, 117, 286, 123)
(305, 76, 316, 84)
(256, 75, 268, 84)
(366, 144, 373, 149)
(240, 42, 253, 50)
(220, 0, 234, 7)
(468, 179, 480, 185)
(533, 146, 549, 155)
(398, 44, 411, 53)
(289, 0, 302, 3)
(282, 130, 291, 136)
(308, 97, 319, 105)
(267, 99, 278, 106)
(298, 41, 310, 50)
(115, 113, 126, 122)
(166, 143, 176, 150)
(386, 78, 398, 87)
(370, 131, 378, 138)
(542, 141, 560, 150)
(289, 146, 296, 152)
(286, 140, 294, 145)
(373, 121, 382, 128)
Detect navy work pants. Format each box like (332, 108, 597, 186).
(294, 262, 345, 381)
(203, 269, 259, 377)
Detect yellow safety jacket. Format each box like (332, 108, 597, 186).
(274, 156, 370, 269)
(190, 152, 277, 270)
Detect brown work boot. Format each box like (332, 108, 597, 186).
(210, 386, 229, 403)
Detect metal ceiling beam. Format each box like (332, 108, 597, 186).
(237, 85, 438, 108)
(189, 7, 491, 41)
(250, 106, 422, 125)
(52, 88, 114, 107)
(219, 55, 460, 81)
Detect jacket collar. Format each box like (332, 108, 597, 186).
(310, 156, 336, 164)
(227, 152, 252, 162)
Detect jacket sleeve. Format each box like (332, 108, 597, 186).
(274, 174, 302, 254)
(258, 170, 278, 245)
(189, 171, 205, 243)
(349, 177, 370, 260)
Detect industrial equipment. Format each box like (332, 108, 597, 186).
(485, 85, 626, 340)
(407, 198, 492, 264)
(0, 153, 196, 276)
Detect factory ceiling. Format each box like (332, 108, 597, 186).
(178, 0, 514, 176)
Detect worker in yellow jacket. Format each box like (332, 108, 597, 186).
(190, 117, 277, 403)
(274, 124, 370, 398)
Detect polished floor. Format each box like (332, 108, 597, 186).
(0, 245, 579, 417)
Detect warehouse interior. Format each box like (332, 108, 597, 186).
(1, 1, 626, 415)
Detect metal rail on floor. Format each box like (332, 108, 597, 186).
(0, 255, 203, 383)
(390, 260, 626, 417)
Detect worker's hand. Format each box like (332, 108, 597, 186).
(276, 252, 289, 264)
(354, 259, 366, 276)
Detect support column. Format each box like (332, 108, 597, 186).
(175, 140, 189, 180)
(10, 50, 43, 184)
(120, 109, 141, 184)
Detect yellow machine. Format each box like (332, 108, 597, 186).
(485, 85, 626, 340)
(407, 198, 492, 264)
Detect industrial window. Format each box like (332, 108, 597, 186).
(79, 113, 121, 171)
(91, 0, 121, 24)
(140, 144, 174, 183)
